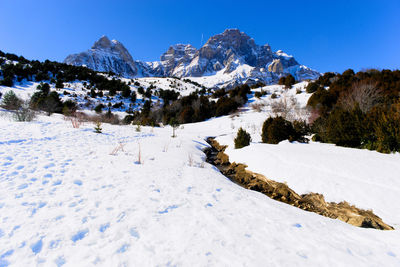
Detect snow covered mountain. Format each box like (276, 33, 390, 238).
(64, 29, 320, 87)
(64, 36, 140, 77)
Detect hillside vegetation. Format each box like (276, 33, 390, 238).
(307, 69, 400, 153)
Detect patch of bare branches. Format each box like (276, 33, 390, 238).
(109, 143, 126, 156)
(250, 102, 266, 112)
(338, 80, 382, 113)
(65, 112, 86, 128)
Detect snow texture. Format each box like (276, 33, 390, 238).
(0, 82, 399, 266)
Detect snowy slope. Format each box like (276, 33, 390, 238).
(1, 80, 400, 266)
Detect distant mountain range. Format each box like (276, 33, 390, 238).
(64, 29, 320, 88)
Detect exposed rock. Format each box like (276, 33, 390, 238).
(268, 59, 284, 73)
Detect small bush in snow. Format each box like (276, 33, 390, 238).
(94, 121, 102, 133)
(234, 127, 251, 149)
(13, 101, 36, 122)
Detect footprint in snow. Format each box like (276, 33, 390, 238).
(18, 183, 29, 190)
(158, 205, 179, 214)
(55, 256, 66, 267)
(71, 229, 89, 242)
(129, 228, 140, 239)
(30, 239, 43, 254)
(53, 180, 62, 186)
(116, 244, 130, 254)
(73, 180, 83, 186)
(1, 249, 14, 260)
(44, 163, 55, 169)
(99, 223, 110, 233)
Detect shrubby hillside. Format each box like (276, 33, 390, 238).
(307, 69, 400, 153)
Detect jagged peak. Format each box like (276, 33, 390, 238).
(169, 43, 196, 51)
(222, 28, 241, 34)
(92, 35, 112, 50)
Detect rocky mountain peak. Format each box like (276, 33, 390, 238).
(92, 35, 112, 50)
(203, 28, 256, 53)
(64, 36, 138, 77)
(64, 29, 320, 86)
(161, 44, 197, 61)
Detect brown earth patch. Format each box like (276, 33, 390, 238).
(204, 138, 394, 230)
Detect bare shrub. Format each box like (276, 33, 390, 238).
(66, 112, 86, 128)
(79, 112, 120, 125)
(308, 107, 320, 124)
(136, 142, 142, 164)
(251, 102, 266, 112)
(271, 95, 308, 121)
(271, 95, 295, 119)
(162, 142, 169, 152)
(110, 143, 126, 156)
(13, 101, 36, 122)
(188, 153, 193, 167)
(338, 81, 382, 113)
(199, 160, 205, 168)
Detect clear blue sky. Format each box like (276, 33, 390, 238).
(0, 0, 399, 73)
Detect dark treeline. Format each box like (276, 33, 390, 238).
(125, 84, 252, 126)
(307, 69, 400, 153)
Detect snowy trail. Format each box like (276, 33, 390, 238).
(0, 113, 400, 266)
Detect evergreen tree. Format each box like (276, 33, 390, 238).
(0, 90, 22, 110)
(234, 127, 251, 149)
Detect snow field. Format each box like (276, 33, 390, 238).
(0, 81, 399, 266)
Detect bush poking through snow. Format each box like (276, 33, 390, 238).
(188, 153, 194, 167)
(94, 121, 102, 133)
(135, 123, 141, 132)
(234, 127, 251, 149)
(13, 101, 36, 122)
(136, 142, 142, 164)
(169, 117, 179, 138)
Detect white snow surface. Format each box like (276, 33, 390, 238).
(1, 82, 400, 266)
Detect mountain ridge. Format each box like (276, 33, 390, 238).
(64, 29, 320, 87)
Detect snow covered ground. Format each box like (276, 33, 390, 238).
(1, 82, 400, 266)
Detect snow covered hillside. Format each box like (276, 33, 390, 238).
(0, 77, 204, 117)
(1, 81, 400, 266)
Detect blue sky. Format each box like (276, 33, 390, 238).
(0, 0, 399, 73)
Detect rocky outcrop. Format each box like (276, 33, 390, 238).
(268, 59, 284, 73)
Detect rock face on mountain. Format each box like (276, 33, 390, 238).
(64, 30, 320, 87)
(64, 36, 139, 77)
